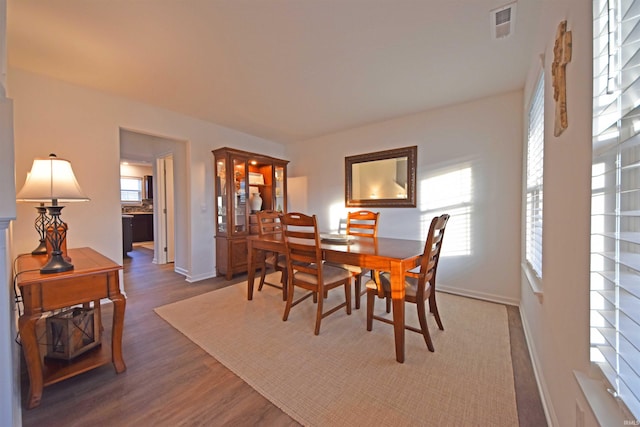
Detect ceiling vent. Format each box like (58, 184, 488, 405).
(490, 2, 516, 39)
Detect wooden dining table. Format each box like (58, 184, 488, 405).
(246, 233, 425, 363)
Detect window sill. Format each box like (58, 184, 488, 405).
(522, 262, 543, 303)
(574, 370, 635, 425)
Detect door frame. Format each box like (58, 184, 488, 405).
(155, 154, 175, 264)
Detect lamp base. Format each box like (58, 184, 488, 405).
(40, 252, 74, 274)
(32, 205, 49, 255)
(31, 239, 48, 255)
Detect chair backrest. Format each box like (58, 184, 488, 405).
(346, 210, 379, 237)
(416, 214, 450, 296)
(281, 212, 324, 282)
(256, 210, 283, 236)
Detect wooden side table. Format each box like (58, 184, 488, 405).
(15, 247, 126, 408)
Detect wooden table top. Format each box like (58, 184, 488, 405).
(15, 247, 122, 287)
(247, 233, 425, 261)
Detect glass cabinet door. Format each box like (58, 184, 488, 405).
(215, 158, 227, 233)
(275, 165, 285, 213)
(232, 157, 247, 234)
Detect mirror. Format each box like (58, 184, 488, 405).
(345, 146, 417, 208)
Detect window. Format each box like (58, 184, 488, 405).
(525, 73, 545, 279)
(121, 177, 142, 202)
(421, 166, 473, 257)
(590, 0, 640, 419)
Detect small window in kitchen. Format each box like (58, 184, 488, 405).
(121, 177, 143, 203)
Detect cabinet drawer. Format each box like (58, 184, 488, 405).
(40, 274, 109, 311)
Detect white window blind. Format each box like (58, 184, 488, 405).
(121, 177, 142, 202)
(591, 0, 640, 420)
(525, 74, 545, 279)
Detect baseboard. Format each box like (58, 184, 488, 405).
(183, 269, 215, 283)
(437, 284, 519, 306)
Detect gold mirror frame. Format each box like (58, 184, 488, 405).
(345, 146, 417, 208)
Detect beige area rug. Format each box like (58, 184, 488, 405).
(155, 273, 518, 427)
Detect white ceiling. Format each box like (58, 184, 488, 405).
(7, 0, 539, 144)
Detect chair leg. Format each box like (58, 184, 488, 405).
(354, 274, 362, 309)
(417, 300, 435, 352)
(314, 291, 324, 335)
(366, 290, 375, 331)
(258, 260, 267, 291)
(344, 281, 352, 315)
(280, 268, 288, 301)
(282, 282, 294, 322)
(429, 293, 444, 330)
(385, 297, 391, 313)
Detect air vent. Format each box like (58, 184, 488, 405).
(490, 2, 517, 39)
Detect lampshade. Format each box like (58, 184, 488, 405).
(16, 154, 89, 273)
(17, 154, 90, 203)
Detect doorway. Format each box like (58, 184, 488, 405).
(119, 129, 184, 267)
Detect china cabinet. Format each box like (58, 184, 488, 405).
(212, 147, 288, 279)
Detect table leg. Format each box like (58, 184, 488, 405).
(110, 293, 127, 373)
(390, 261, 405, 363)
(247, 241, 256, 300)
(19, 313, 44, 409)
(92, 299, 103, 334)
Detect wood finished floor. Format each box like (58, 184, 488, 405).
(21, 247, 546, 426)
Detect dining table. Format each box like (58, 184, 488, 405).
(246, 232, 425, 363)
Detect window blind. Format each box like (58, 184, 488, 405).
(120, 177, 143, 202)
(591, 0, 640, 420)
(525, 74, 545, 279)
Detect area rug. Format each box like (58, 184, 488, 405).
(154, 274, 518, 426)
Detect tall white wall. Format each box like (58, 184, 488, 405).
(0, 0, 20, 423)
(8, 68, 286, 283)
(286, 90, 523, 305)
(519, 1, 597, 426)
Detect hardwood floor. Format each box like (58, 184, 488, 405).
(21, 247, 546, 426)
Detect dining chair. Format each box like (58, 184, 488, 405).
(365, 214, 450, 352)
(256, 210, 288, 301)
(331, 210, 379, 309)
(281, 212, 352, 335)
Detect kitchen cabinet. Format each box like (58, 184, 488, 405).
(212, 147, 288, 279)
(131, 213, 154, 242)
(122, 215, 133, 255)
(143, 175, 153, 200)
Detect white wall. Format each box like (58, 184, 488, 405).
(8, 68, 287, 283)
(120, 163, 152, 181)
(286, 90, 523, 305)
(519, 1, 598, 426)
(0, 0, 20, 422)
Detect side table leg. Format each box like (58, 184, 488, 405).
(19, 313, 44, 409)
(110, 293, 127, 373)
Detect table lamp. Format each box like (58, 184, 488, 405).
(16, 154, 90, 273)
(16, 171, 50, 255)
